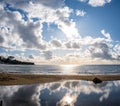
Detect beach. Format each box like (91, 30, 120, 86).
(0, 72, 120, 85)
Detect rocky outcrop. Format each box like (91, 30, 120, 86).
(0, 56, 34, 65)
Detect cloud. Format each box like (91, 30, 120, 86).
(34, 0, 65, 9)
(2, 0, 65, 9)
(113, 44, 120, 60)
(65, 40, 81, 49)
(29, 55, 34, 59)
(16, 21, 43, 48)
(50, 39, 62, 48)
(75, 9, 86, 17)
(101, 29, 111, 40)
(0, 35, 4, 43)
(0, 8, 48, 50)
(37, 29, 120, 63)
(55, 7, 80, 39)
(88, 42, 113, 60)
(78, 0, 88, 2)
(78, 0, 112, 7)
(0, 3, 4, 13)
(0, 11, 23, 49)
(88, 0, 112, 7)
(4, 0, 79, 40)
(0, 0, 80, 49)
(24, 2, 79, 39)
(43, 51, 53, 60)
(0, 0, 119, 64)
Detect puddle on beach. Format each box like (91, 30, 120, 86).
(0, 80, 120, 106)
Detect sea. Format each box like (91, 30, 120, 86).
(0, 64, 120, 75)
(0, 64, 120, 106)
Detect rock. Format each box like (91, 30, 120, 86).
(93, 77, 102, 84)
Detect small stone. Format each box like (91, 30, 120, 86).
(93, 77, 102, 84)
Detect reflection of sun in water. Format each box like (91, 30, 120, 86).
(57, 93, 77, 106)
(64, 95, 73, 104)
(57, 94, 76, 106)
(61, 65, 77, 74)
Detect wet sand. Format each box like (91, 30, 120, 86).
(0, 72, 120, 85)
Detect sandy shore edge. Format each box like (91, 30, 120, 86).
(0, 72, 120, 85)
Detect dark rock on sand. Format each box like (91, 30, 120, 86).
(93, 77, 102, 84)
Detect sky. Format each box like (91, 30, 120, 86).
(0, 0, 120, 64)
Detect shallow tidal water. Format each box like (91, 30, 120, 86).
(0, 80, 120, 106)
(0, 64, 120, 75)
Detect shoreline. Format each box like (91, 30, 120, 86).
(0, 72, 120, 85)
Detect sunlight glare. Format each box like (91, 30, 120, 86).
(64, 95, 73, 104)
(61, 65, 77, 74)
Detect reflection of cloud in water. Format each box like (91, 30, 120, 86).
(0, 80, 120, 106)
(49, 82, 61, 91)
(0, 85, 41, 106)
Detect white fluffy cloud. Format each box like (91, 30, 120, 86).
(55, 7, 80, 39)
(2, 0, 80, 41)
(0, 0, 119, 64)
(87, 42, 113, 60)
(78, 0, 88, 2)
(24, 29, 120, 62)
(0, 11, 23, 49)
(48, 30, 120, 62)
(4, 0, 65, 9)
(101, 29, 111, 40)
(28, 4, 79, 40)
(0, 10, 47, 50)
(78, 0, 112, 7)
(88, 0, 111, 7)
(8, 1, 80, 40)
(75, 10, 86, 17)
